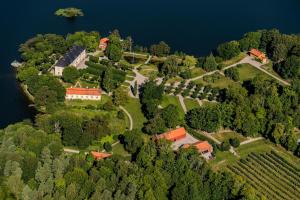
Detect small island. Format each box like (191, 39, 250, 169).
(55, 7, 84, 18)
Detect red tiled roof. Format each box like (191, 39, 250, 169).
(66, 88, 101, 96)
(249, 49, 266, 59)
(91, 151, 112, 160)
(155, 127, 186, 142)
(183, 141, 213, 153)
(100, 38, 109, 44)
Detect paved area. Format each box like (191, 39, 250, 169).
(178, 95, 187, 113)
(240, 137, 264, 145)
(172, 132, 199, 150)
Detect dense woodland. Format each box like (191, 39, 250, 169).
(1, 29, 300, 199)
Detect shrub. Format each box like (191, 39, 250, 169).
(117, 110, 125, 119)
(220, 140, 231, 151)
(103, 142, 112, 152)
(229, 137, 240, 148)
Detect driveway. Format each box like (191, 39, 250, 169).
(172, 132, 199, 150)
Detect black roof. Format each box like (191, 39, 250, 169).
(56, 46, 85, 67)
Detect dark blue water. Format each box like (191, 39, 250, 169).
(1, 0, 300, 128)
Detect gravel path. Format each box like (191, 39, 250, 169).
(119, 106, 133, 131)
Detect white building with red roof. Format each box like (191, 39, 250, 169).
(66, 87, 102, 101)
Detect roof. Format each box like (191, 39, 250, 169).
(155, 127, 186, 141)
(66, 87, 101, 96)
(249, 49, 266, 58)
(100, 38, 110, 43)
(91, 151, 112, 160)
(56, 46, 85, 67)
(183, 141, 213, 153)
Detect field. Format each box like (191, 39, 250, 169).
(184, 98, 199, 111)
(221, 52, 247, 67)
(160, 95, 185, 118)
(212, 131, 247, 143)
(138, 64, 158, 78)
(193, 73, 238, 89)
(190, 67, 206, 78)
(237, 64, 270, 81)
(227, 151, 300, 200)
(124, 98, 147, 130)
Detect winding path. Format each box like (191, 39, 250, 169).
(178, 95, 187, 113)
(119, 106, 133, 131)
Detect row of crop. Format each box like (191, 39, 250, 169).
(240, 158, 298, 200)
(250, 153, 300, 187)
(248, 153, 300, 192)
(228, 165, 279, 200)
(236, 161, 290, 200)
(269, 151, 300, 176)
(260, 153, 300, 183)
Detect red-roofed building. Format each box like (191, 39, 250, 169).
(91, 151, 112, 160)
(66, 87, 102, 100)
(99, 38, 110, 51)
(183, 141, 213, 159)
(155, 127, 187, 142)
(249, 49, 267, 63)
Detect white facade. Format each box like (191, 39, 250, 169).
(54, 66, 64, 76)
(65, 94, 101, 101)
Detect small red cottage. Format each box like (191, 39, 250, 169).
(99, 38, 110, 51)
(183, 141, 213, 159)
(155, 127, 187, 142)
(91, 151, 112, 160)
(65, 87, 102, 101)
(249, 49, 267, 64)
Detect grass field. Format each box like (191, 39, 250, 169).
(227, 151, 300, 200)
(213, 131, 247, 143)
(190, 67, 206, 78)
(161, 95, 185, 118)
(112, 143, 131, 157)
(184, 98, 199, 111)
(222, 52, 247, 67)
(123, 98, 147, 130)
(166, 76, 184, 84)
(193, 74, 237, 89)
(138, 64, 158, 78)
(237, 64, 270, 81)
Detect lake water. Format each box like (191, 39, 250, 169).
(1, 0, 300, 128)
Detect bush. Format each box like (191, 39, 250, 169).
(103, 142, 112, 152)
(229, 137, 240, 148)
(117, 110, 125, 119)
(220, 140, 231, 151)
(89, 55, 99, 63)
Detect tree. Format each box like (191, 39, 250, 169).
(106, 34, 123, 62)
(224, 68, 239, 81)
(62, 67, 80, 83)
(275, 55, 300, 79)
(203, 54, 218, 71)
(239, 31, 262, 51)
(102, 68, 114, 92)
(161, 105, 181, 128)
(103, 142, 112, 152)
(150, 41, 170, 57)
(123, 129, 144, 154)
(112, 88, 129, 106)
(217, 41, 241, 60)
(66, 31, 99, 52)
(271, 43, 288, 63)
(186, 106, 221, 132)
(17, 67, 39, 82)
(229, 138, 240, 148)
(270, 123, 285, 144)
(220, 140, 231, 151)
(132, 81, 138, 96)
(161, 56, 179, 77)
(183, 56, 197, 68)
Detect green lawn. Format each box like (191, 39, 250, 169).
(123, 98, 147, 130)
(138, 64, 159, 78)
(112, 143, 131, 157)
(221, 52, 247, 67)
(190, 67, 206, 78)
(193, 73, 238, 89)
(166, 76, 183, 84)
(160, 95, 185, 118)
(213, 131, 247, 143)
(237, 64, 270, 81)
(184, 98, 199, 111)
